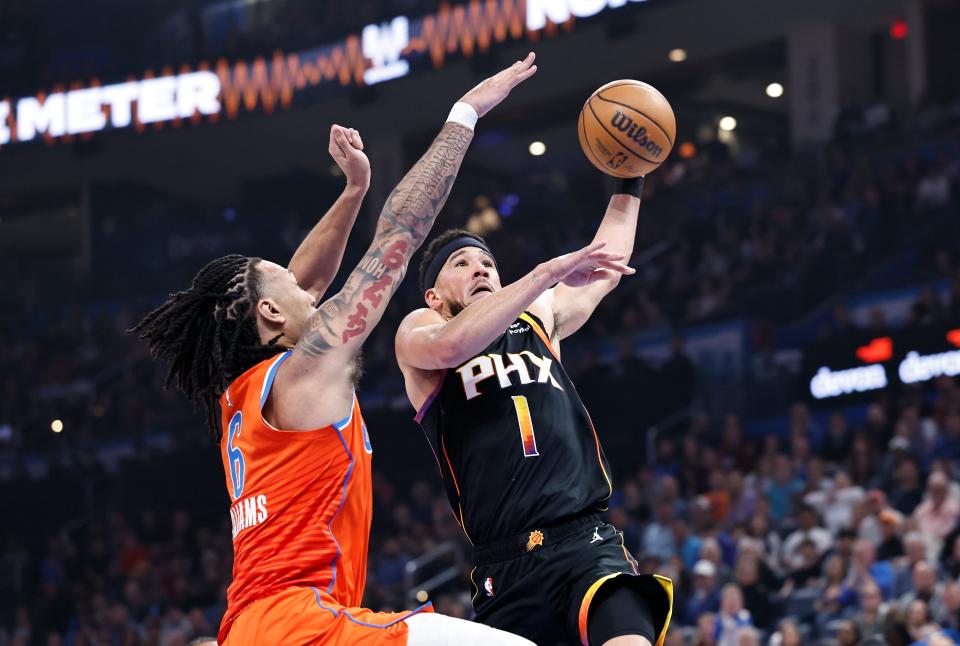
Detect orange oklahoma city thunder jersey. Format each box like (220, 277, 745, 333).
(217, 350, 375, 643)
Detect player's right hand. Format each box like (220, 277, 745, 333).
(459, 52, 538, 118)
(329, 124, 370, 191)
(543, 241, 635, 288)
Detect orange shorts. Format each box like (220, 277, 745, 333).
(222, 587, 434, 646)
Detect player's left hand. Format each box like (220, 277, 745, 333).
(459, 52, 538, 118)
(544, 241, 635, 288)
(329, 124, 370, 190)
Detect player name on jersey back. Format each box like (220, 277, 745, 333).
(229, 493, 268, 539)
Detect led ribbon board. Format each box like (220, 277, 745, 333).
(0, 0, 653, 149)
(802, 324, 960, 403)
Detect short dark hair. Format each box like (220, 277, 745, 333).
(418, 228, 488, 292)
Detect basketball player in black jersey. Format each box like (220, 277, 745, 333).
(395, 178, 673, 646)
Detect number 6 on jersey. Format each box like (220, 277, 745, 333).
(512, 395, 539, 457)
(227, 411, 245, 499)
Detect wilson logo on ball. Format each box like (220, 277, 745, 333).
(610, 111, 664, 157)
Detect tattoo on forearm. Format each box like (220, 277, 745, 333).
(297, 123, 474, 358)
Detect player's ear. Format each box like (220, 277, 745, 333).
(256, 297, 286, 326)
(424, 288, 443, 312)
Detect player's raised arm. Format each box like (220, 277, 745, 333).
(548, 177, 645, 341)
(271, 53, 538, 428)
(396, 241, 633, 370)
(287, 125, 370, 301)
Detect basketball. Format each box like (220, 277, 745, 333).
(578, 80, 676, 178)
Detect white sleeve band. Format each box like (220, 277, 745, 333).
(446, 102, 479, 130)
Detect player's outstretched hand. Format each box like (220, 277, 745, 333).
(544, 241, 635, 288)
(329, 124, 370, 190)
(459, 52, 538, 118)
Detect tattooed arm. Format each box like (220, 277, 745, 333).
(269, 53, 538, 431)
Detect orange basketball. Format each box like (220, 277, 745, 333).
(578, 80, 676, 178)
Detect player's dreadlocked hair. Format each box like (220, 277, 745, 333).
(130, 254, 286, 440)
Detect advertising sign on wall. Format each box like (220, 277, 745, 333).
(802, 324, 960, 403)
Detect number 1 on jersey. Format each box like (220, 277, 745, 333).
(512, 395, 539, 457)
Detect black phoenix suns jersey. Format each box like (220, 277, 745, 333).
(415, 311, 613, 545)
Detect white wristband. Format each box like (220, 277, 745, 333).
(446, 102, 479, 130)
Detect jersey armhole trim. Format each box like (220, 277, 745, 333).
(519, 312, 559, 361)
(414, 368, 448, 424)
(258, 349, 357, 433)
(259, 350, 293, 409)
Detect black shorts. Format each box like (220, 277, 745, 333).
(469, 513, 673, 646)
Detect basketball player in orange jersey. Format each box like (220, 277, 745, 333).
(132, 54, 540, 646)
(395, 179, 673, 645)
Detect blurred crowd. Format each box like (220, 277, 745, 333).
(9, 385, 960, 645)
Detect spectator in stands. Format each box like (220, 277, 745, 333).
(895, 531, 934, 597)
(781, 505, 833, 571)
(899, 561, 943, 609)
(889, 453, 925, 515)
(932, 581, 960, 632)
(642, 498, 677, 562)
(765, 454, 804, 523)
(732, 554, 773, 630)
(876, 508, 906, 561)
(805, 469, 864, 533)
(930, 413, 960, 465)
(373, 538, 409, 602)
(725, 470, 758, 529)
(705, 469, 733, 526)
(714, 583, 753, 646)
(693, 612, 718, 646)
(821, 411, 854, 464)
(852, 579, 888, 640)
(842, 539, 894, 603)
(738, 512, 782, 576)
(782, 537, 824, 592)
(683, 560, 723, 626)
(718, 414, 755, 473)
(835, 619, 863, 646)
(941, 534, 960, 579)
(768, 619, 802, 646)
(849, 432, 881, 488)
(906, 599, 939, 642)
(913, 471, 960, 553)
(858, 488, 892, 546)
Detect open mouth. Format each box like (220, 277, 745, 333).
(470, 284, 493, 296)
